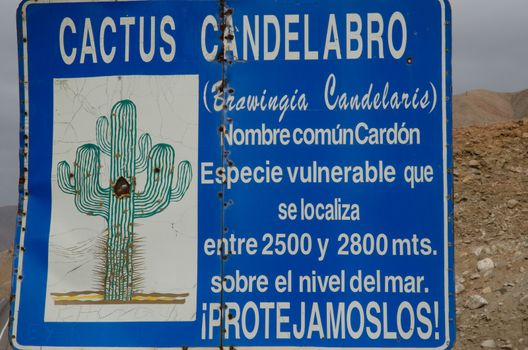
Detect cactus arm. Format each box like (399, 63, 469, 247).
(171, 160, 192, 202)
(96, 116, 111, 156)
(134, 144, 175, 219)
(135, 133, 152, 173)
(57, 161, 76, 195)
(73, 144, 109, 219)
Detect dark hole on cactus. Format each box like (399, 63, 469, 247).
(114, 176, 131, 199)
(155, 167, 160, 173)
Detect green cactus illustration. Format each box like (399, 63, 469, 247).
(57, 100, 192, 302)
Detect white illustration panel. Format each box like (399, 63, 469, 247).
(45, 75, 199, 322)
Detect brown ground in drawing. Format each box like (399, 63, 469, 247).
(50, 291, 189, 305)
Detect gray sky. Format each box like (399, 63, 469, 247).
(0, 0, 527, 206)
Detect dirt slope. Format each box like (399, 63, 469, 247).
(0, 206, 16, 251)
(454, 89, 528, 128)
(453, 119, 528, 349)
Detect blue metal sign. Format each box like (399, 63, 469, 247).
(12, 0, 453, 349)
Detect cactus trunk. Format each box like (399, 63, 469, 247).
(105, 201, 134, 301)
(105, 100, 137, 301)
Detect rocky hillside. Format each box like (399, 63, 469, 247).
(0, 206, 16, 251)
(454, 89, 528, 128)
(453, 119, 528, 349)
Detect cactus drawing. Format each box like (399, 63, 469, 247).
(57, 100, 192, 302)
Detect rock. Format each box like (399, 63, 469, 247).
(520, 295, 528, 306)
(507, 199, 519, 209)
(469, 159, 481, 168)
(482, 286, 492, 294)
(471, 273, 481, 280)
(465, 295, 488, 309)
(523, 132, 528, 139)
(456, 282, 465, 294)
(481, 339, 497, 348)
(499, 339, 513, 349)
(478, 258, 495, 273)
(509, 166, 524, 173)
(462, 175, 474, 183)
(473, 246, 485, 257)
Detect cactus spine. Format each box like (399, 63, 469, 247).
(57, 100, 192, 301)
